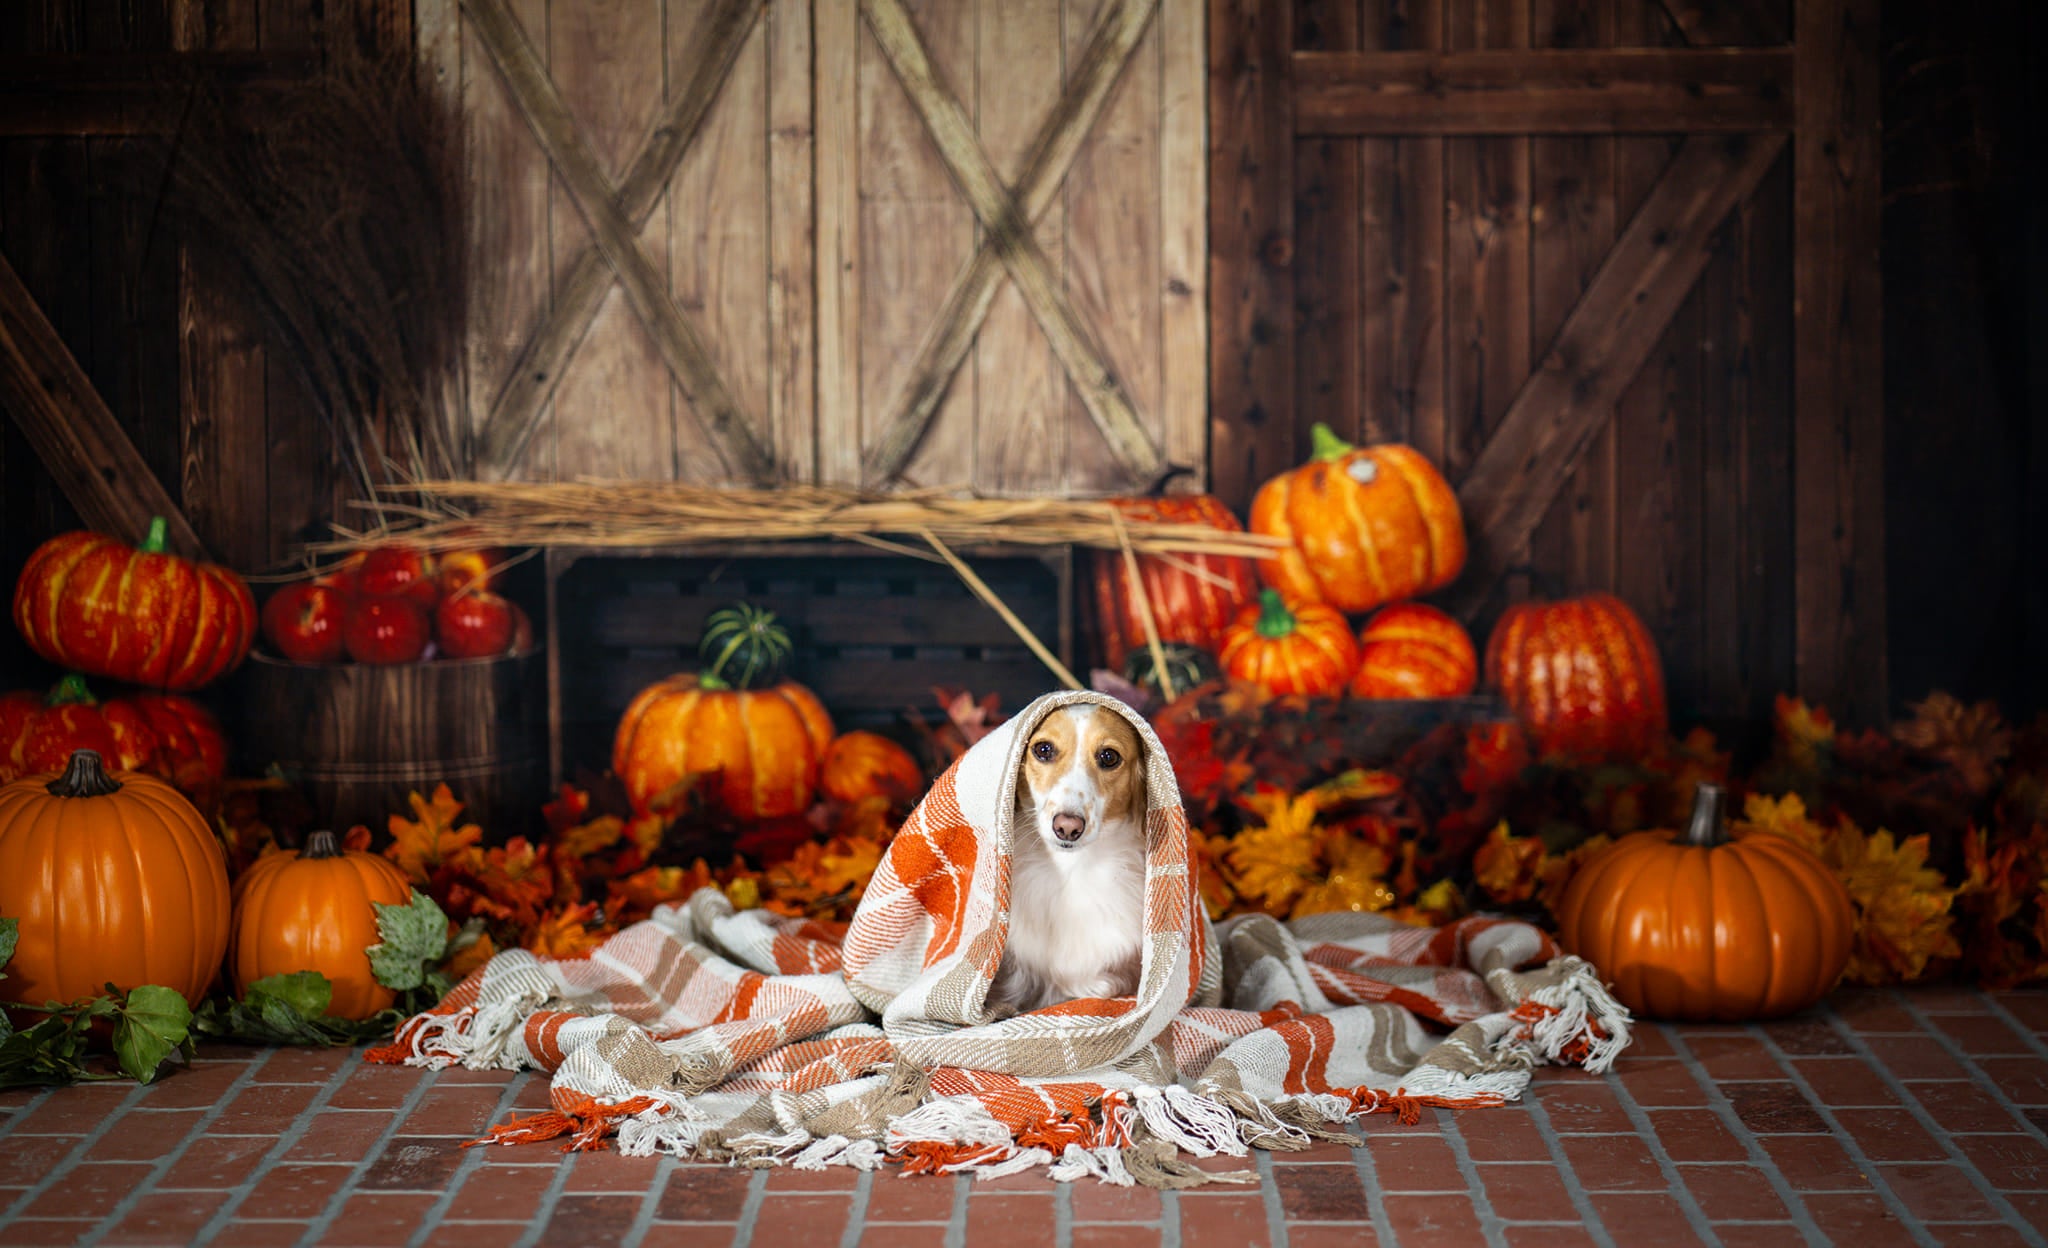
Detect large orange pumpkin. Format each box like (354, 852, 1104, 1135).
(1249, 424, 1466, 614)
(615, 676, 834, 818)
(1555, 783, 1853, 1021)
(13, 517, 256, 691)
(0, 676, 229, 809)
(820, 731, 925, 809)
(1349, 602, 1478, 699)
(1088, 495, 1258, 671)
(0, 749, 231, 1010)
(229, 829, 414, 1020)
(1218, 589, 1361, 697)
(1484, 592, 1668, 763)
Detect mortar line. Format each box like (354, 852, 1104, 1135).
(1252, 1147, 1289, 1247)
(0, 1086, 55, 1143)
(1595, 1035, 1726, 1248)
(1517, 1080, 1617, 1248)
(943, 1171, 970, 1248)
(1158, 1186, 1180, 1248)
(1890, 990, 2048, 1150)
(403, 1069, 534, 1248)
(1343, 1120, 1397, 1248)
(1435, 1105, 1509, 1247)
(620, 1150, 682, 1248)
(727, 1166, 770, 1248)
(185, 1045, 366, 1244)
(0, 1076, 161, 1227)
(293, 1051, 447, 1248)
(836, 1165, 875, 1248)
(1970, 993, 2048, 1064)
(1053, 1171, 1073, 1248)
(77, 1046, 280, 1245)
(1661, 1028, 1832, 1248)
(508, 1137, 580, 1248)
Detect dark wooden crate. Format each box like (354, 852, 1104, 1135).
(544, 542, 1073, 786)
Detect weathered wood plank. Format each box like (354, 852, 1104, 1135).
(1792, 0, 1884, 723)
(1157, 0, 1207, 490)
(1445, 131, 1786, 620)
(1653, 0, 1784, 47)
(1294, 48, 1794, 134)
(0, 53, 314, 136)
(1291, 0, 1362, 446)
(813, 0, 861, 486)
(766, 0, 816, 482)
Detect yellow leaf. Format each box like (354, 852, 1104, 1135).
(1742, 792, 1830, 859)
(1473, 821, 1543, 905)
(1774, 695, 1836, 771)
(1833, 823, 1961, 984)
(383, 784, 484, 883)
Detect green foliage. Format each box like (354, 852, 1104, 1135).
(699, 603, 794, 690)
(0, 981, 193, 1089)
(367, 890, 452, 995)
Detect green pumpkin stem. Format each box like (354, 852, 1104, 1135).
(140, 515, 169, 555)
(1309, 423, 1355, 462)
(1254, 589, 1297, 640)
(46, 674, 98, 707)
(47, 749, 123, 798)
(1684, 782, 1729, 848)
(697, 671, 733, 692)
(303, 829, 342, 859)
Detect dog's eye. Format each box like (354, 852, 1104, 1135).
(1095, 747, 1122, 770)
(1032, 741, 1056, 763)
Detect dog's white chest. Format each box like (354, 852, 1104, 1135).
(1005, 828, 1145, 995)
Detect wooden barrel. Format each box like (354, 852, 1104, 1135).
(239, 650, 547, 841)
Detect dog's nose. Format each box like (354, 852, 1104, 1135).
(1051, 813, 1086, 843)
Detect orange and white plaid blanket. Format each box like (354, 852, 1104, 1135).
(376, 692, 1630, 1185)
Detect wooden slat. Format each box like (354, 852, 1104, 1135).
(812, 0, 860, 487)
(462, 0, 776, 484)
(0, 54, 315, 136)
(0, 250, 206, 557)
(765, 0, 815, 482)
(1653, 0, 1785, 47)
(1157, 0, 1207, 490)
(1292, 0, 1363, 446)
(1792, 0, 1884, 723)
(1445, 131, 1786, 620)
(1294, 48, 1793, 134)
(860, 0, 1168, 489)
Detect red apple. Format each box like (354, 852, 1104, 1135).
(312, 551, 368, 597)
(508, 603, 534, 655)
(435, 590, 516, 660)
(261, 582, 349, 664)
(358, 546, 441, 611)
(343, 597, 431, 665)
(437, 548, 505, 599)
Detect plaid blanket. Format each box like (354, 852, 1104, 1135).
(374, 691, 1630, 1185)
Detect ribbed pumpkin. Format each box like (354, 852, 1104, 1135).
(229, 829, 414, 1020)
(1349, 603, 1478, 699)
(0, 677, 229, 809)
(1555, 783, 1854, 1021)
(819, 732, 925, 808)
(1484, 592, 1668, 762)
(12, 517, 257, 691)
(1218, 589, 1360, 697)
(1088, 495, 1258, 670)
(0, 749, 231, 1010)
(1249, 424, 1466, 614)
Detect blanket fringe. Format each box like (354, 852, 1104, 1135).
(1504, 955, 1633, 1074)
(464, 1094, 667, 1153)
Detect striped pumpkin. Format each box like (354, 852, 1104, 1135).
(1484, 593, 1668, 763)
(1088, 495, 1257, 670)
(1218, 589, 1360, 698)
(613, 675, 835, 819)
(1349, 602, 1477, 699)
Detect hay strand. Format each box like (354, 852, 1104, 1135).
(918, 529, 1083, 692)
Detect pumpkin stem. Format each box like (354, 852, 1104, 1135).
(140, 515, 169, 555)
(1309, 423, 1355, 462)
(1685, 782, 1730, 848)
(1254, 589, 1297, 639)
(45, 674, 98, 707)
(697, 671, 733, 692)
(46, 749, 123, 798)
(303, 829, 342, 859)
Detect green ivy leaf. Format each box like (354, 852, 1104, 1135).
(0, 1013, 97, 1088)
(366, 891, 450, 992)
(113, 986, 193, 1085)
(0, 915, 18, 980)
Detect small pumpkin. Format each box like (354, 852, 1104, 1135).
(12, 516, 257, 691)
(1217, 589, 1360, 697)
(1088, 495, 1258, 671)
(0, 676, 229, 809)
(1349, 602, 1477, 699)
(1555, 783, 1854, 1021)
(0, 749, 231, 1010)
(1121, 641, 1220, 701)
(1249, 424, 1466, 614)
(819, 732, 925, 808)
(1484, 592, 1668, 762)
(229, 829, 415, 1020)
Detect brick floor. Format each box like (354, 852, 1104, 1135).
(0, 986, 2042, 1246)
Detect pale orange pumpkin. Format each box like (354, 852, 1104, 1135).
(1349, 602, 1478, 699)
(229, 829, 415, 1020)
(1555, 783, 1854, 1021)
(614, 677, 835, 818)
(0, 749, 231, 1010)
(1217, 589, 1361, 697)
(819, 732, 925, 809)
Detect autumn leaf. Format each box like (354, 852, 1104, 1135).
(526, 903, 609, 959)
(1290, 840, 1394, 918)
(1459, 722, 1531, 799)
(1536, 835, 1611, 915)
(1225, 787, 1334, 915)
(1473, 822, 1543, 905)
(384, 785, 484, 884)
(541, 784, 592, 837)
(1894, 693, 2011, 797)
(441, 928, 497, 982)
(1774, 695, 1837, 773)
(1388, 878, 1466, 928)
(1832, 822, 1961, 984)
(555, 814, 625, 865)
(1743, 792, 1830, 858)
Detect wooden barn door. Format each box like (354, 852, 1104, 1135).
(427, 0, 1207, 496)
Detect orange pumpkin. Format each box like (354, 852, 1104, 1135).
(614, 677, 835, 818)
(13, 517, 257, 691)
(1218, 589, 1360, 697)
(820, 731, 925, 809)
(1250, 424, 1466, 614)
(1555, 783, 1853, 1021)
(1484, 592, 1668, 763)
(0, 677, 229, 810)
(0, 749, 231, 1010)
(1088, 495, 1258, 670)
(229, 829, 414, 1020)
(1349, 602, 1477, 699)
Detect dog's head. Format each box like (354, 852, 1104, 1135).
(1016, 703, 1146, 852)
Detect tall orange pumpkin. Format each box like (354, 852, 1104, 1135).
(1088, 495, 1258, 670)
(13, 517, 257, 691)
(1349, 602, 1478, 699)
(1218, 589, 1360, 697)
(1555, 783, 1853, 1021)
(0, 749, 231, 1009)
(230, 829, 415, 1020)
(1484, 592, 1668, 762)
(1250, 424, 1466, 614)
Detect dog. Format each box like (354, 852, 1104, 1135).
(985, 702, 1149, 1019)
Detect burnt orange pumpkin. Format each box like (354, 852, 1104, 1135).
(0, 676, 229, 810)
(1218, 589, 1360, 697)
(229, 829, 414, 1020)
(820, 732, 925, 809)
(1555, 783, 1853, 1021)
(1484, 592, 1668, 763)
(1249, 424, 1466, 614)
(1349, 602, 1478, 699)
(0, 749, 231, 1010)
(13, 517, 257, 691)
(1088, 495, 1258, 671)
(614, 677, 835, 818)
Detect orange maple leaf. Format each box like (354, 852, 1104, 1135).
(526, 902, 610, 959)
(1473, 821, 1543, 905)
(384, 784, 484, 884)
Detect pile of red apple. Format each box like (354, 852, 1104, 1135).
(260, 546, 533, 666)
